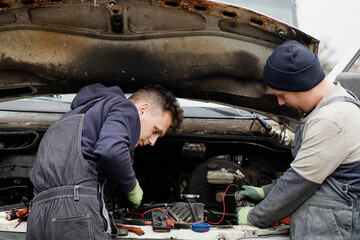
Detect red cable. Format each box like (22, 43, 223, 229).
(141, 208, 176, 222)
(140, 207, 208, 225)
(206, 183, 236, 225)
(127, 183, 237, 226)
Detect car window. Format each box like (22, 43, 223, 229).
(348, 51, 360, 73)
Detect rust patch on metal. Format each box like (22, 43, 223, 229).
(1, 0, 65, 11)
(106, 0, 124, 16)
(156, 0, 319, 52)
(177, 118, 263, 135)
(159, 0, 213, 14)
(0, 2, 9, 11)
(0, 0, 319, 54)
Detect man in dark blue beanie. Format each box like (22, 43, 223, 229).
(263, 40, 325, 92)
(236, 40, 360, 239)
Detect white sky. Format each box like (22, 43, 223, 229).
(297, 0, 360, 64)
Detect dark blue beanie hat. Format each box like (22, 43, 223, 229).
(263, 40, 325, 92)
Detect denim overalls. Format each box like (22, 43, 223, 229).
(26, 98, 117, 240)
(290, 94, 360, 239)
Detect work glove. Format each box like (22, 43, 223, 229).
(236, 207, 254, 225)
(127, 179, 143, 208)
(235, 185, 265, 203)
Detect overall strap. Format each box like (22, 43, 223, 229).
(292, 89, 360, 159)
(322, 89, 360, 108)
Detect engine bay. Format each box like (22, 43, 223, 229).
(0, 108, 293, 237)
(106, 132, 292, 230)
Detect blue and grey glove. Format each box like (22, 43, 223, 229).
(236, 207, 254, 225)
(127, 179, 143, 208)
(235, 185, 265, 203)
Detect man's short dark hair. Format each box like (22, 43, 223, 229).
(129, 85, 183, 132)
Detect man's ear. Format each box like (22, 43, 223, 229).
(137, 103, 150, 115)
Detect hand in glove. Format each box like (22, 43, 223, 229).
(235, 185, 265, 203)
(127, 179, 143, 208)
(236, 207, 254, 225)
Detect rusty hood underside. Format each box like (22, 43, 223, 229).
(0, 0, 319, 126)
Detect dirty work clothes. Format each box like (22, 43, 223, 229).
(291, 177, 360, 239)
(60, 83, 140, 193)
(27, 105, 115, 239)
(248, 83, 360, 239)
(292, 83, 360, 186)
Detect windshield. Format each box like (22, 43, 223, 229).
(217, 0, 298, 27)
(348, 50, 360, 73)
(0, 95, 256, 119)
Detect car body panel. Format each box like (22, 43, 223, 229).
(0, 214, 290, 240)
(0, 0, 319, 127)
(0, 97, 284, 138)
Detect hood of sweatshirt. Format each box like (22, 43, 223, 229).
(70, 83, 126, 110)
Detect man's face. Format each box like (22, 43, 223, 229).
(269, 87, 309, 114)
(135, 103, 172, 147)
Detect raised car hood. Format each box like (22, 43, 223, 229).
(0, 0, 319, 127)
